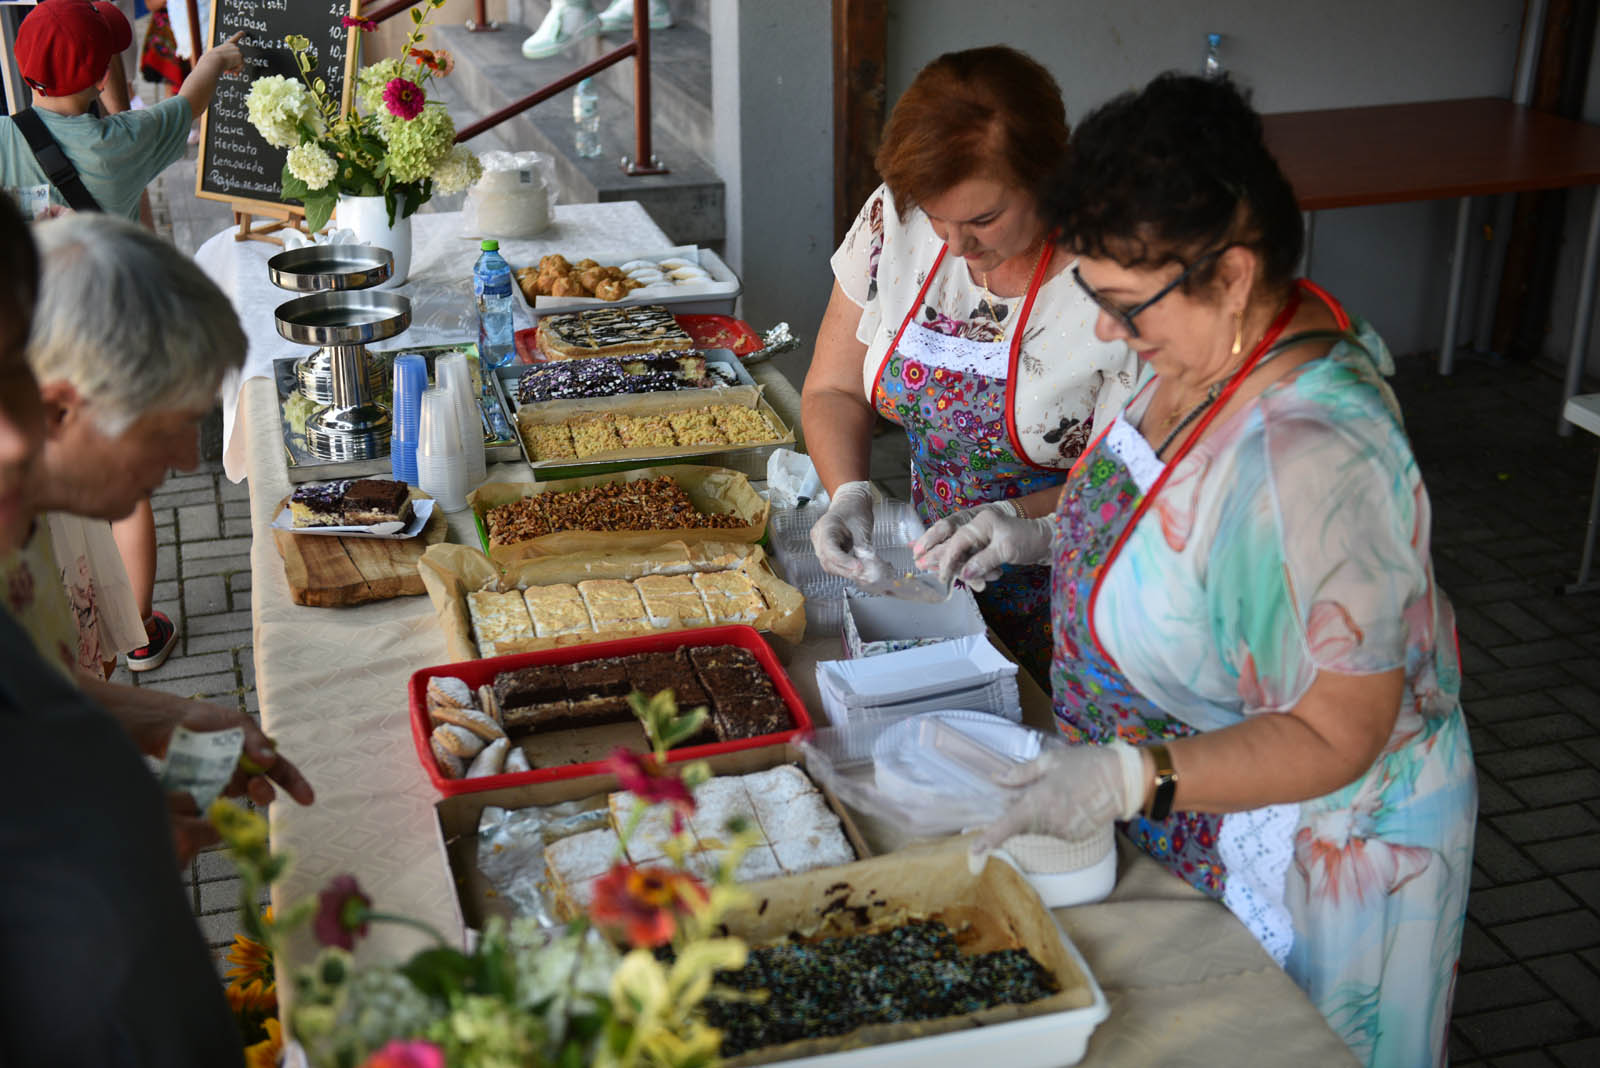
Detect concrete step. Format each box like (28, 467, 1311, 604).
(435, 21, 724, 245)
(508, 0, 711, 36)
(513, 0, 713, 165)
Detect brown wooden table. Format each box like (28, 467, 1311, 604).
(1262, 97, 1600, 432)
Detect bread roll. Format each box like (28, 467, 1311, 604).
(539, 254, 571, 273)
(551, 274, 587, 298)
(593, 279, 629, 301)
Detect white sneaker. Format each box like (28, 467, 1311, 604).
(521, 0, 601, 60)
(597, 0, 673, 33)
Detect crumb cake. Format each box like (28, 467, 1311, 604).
(570, 414, 624, 458)
(666, 410, 727, 446)
(524, 423, 578, 461)
(523, 584, 593, 637)
(467, 590, 535, 657)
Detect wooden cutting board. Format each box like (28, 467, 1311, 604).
(273, 489, 446, 607)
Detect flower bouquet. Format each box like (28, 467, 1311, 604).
(215, 689, 755, 1068)
(242, 0, 481, 231)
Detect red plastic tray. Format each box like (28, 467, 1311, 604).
(409, 625, 812, 796)
(512, 314, 763, 364)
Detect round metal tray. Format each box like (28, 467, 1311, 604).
(268, 245, 393, 292)
(275, 291, 412, 346)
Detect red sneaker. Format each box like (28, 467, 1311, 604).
(127, 610, 179, 673)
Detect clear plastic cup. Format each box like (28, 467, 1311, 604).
(435, 352, 488, 489)
(418, 386, 460, 458)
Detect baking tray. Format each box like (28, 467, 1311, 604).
(495, 349, 756, 414)
(409, 625, 813, 796)
(513, 245, 740, 320)
(516, 385, 796, 483)
(273, 342, 524, 483)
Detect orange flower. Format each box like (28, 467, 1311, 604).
(244, 1018, 283, 1068)
(589, 861, 708, 947)
(223, 919, 273, 987)
(225, 978, 277, 1019)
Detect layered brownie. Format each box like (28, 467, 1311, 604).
(342, 478, 412, 525)
(710, 693, 793, 742)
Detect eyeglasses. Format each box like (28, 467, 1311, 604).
(1072, 244, 1238, 338)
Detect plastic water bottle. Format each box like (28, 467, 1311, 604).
(474, 239, 515, 369)
(573, 78, 602, 159)
(1203, 33, 1224, 79)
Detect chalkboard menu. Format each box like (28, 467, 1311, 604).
(195, 0, 359, 214)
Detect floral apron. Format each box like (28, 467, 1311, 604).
(872, 243, 1064, 681)
(1049, 285, 1475, 1067)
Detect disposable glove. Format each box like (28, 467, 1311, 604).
(971, 742, 1147, 856)
(912, 501, 1053, 592)
(809, 480, 878, 578)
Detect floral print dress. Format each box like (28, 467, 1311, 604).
(1049, 283, 1475, 1067)
(831, 184, 1137, 678)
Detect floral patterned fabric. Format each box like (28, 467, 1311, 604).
(1048, 297, 1475, 1068)
(0, 525, 81, 679)
(831, 184, 1137, 680)
(831, 183, 1137, 470)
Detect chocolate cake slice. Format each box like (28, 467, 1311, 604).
(710, 693, 794, 742)
(492, 665, 565, 709)
(687, 645, 760, 672)
(341, 478, 413, 526)
(697, 665, 777, 702)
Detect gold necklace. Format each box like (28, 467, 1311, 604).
(978, 237, 1047, 298)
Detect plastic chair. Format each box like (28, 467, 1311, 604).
(1564, 394, 1600, 594)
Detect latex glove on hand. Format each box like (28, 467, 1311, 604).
(810, 480, 879, 578)
(912, 501, 1054, 592)
(971, 742, 1147, 859)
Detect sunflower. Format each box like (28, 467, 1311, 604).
(244, 1017, 283, 1068)
(225, 978, 277, 1019)
(224, 908, 274, 987)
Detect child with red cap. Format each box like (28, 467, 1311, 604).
(0, 0, 243, 221)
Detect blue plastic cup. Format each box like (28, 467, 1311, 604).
(391, 353, 428, 443)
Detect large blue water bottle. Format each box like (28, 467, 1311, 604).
(474, 238, 515, 369)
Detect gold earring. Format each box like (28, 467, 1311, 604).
(1231, 313, 1244, 357)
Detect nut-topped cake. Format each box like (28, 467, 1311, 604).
(535, 304, 694, 360)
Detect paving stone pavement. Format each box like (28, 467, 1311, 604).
(138, 117, 1600, 1054)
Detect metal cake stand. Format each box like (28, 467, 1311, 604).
(267, 245, 393, 403)
(274, 290, 412, 462)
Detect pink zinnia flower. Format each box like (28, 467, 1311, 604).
(341, 15, 378, 32)
(313, 874, 371, 949)
(360, 1041, 446, 1068)
(382, 78, 426, 121)
(607, 747, 695, 832)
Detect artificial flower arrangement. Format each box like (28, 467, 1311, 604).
(214, 689, 753, 1068)
(242, 0, 482, 230)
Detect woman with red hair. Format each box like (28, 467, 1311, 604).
(801, 46, 1136, 679)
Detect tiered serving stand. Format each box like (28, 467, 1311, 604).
(268, 245, 410, 463)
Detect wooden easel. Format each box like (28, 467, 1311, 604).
(231, 206, 310, 246)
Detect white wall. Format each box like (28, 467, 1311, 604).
(882, 0, 1526, 359)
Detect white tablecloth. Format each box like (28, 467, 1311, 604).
(199, 203, 678, 481)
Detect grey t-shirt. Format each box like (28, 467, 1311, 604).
(0, 96, 193, 221)
(0, 603, 244, 1066)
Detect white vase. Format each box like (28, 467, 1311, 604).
(335, 193, 412, 289)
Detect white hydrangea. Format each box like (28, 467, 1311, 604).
(285, 142, 338, 190)
(379, 104, 455, 184)
(245, 75, 317, 149)
(430, 144, 483, 195)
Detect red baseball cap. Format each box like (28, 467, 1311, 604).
(17, 0, 134, 97)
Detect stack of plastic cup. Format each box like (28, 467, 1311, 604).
(416, 386, 469, 511)
(435, 352, 488, 491)
(389, 354, 428, 484)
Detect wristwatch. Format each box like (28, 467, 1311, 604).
(1144, 743, 1178, 821)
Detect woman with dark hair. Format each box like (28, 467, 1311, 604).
(922, 74, 1474, 1067)
(802, 45, 1137, 679)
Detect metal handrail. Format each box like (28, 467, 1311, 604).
(368, 0, 668, 175)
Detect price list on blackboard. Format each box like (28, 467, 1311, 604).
(197, 0, 355, 210)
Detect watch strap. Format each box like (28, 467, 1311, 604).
(1144, 742, 1178, 822)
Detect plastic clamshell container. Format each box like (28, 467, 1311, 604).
(841, 593, 986, 658)
(514, 246, 741, 319)
(409, 625, 812, 796)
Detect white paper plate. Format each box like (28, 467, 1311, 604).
(270, 497, 434, 539)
